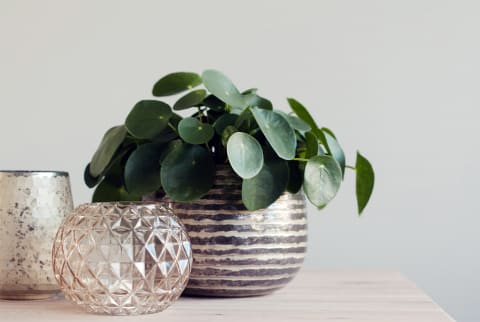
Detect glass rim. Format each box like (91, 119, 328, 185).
(78, 201, 171, 207)
(0, 170, 69, 176)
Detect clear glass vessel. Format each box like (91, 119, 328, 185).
(0, 171, 73, 300)
(52, 202, 192, 315)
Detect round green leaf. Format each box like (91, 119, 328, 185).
(90, 125, 127, 177)
(321, 127, 336, 139)
(277, 110, 311, 132)
(92, 180, 141, 202)
(250, 107, 297, 160)
(355, 151, 375, 215)
(242, 88, 258, 95)
(324, 130, 346, 177)
(84, 163, 101, 188)
(159, 139, 183, 165)
(304, 155, 342, 207)
(213, 113, 238, 135)
(221, 125, 237, 147)
(230, 107, 244, 115)
(202, 95, 225, 112)
(151, 127, 178, 144)
(102, 154, 126, 188)
(305, 131, 319, 158)
(173, 89, 208, 110)
(287, 98, 318, 129)
(234, 107, 255, 131)
(287, 115, 311, 132)
(125, 100, 172, 139)
(161, 143, 215, 201)
(178, 117, 214, 144)
(202, 69, 246, 109)
(245, 94, 273, 110)
(152, 72, 202, 96)
(226, 132, 264, 179)
(242, 156, 289, 211)
(312, 128, 331, 154)
(124, 143, 163, 195)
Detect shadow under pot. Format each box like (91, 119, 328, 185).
(145, 165, 308, 297)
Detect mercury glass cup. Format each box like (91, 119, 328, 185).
(52, 202, 192, 315)
(0, 170, 73, 300)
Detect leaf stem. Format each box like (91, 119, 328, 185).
(167, 122, 178, 134)
(293, 157, 309, 162)
(345, 165, 356, 170)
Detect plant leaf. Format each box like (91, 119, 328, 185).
(213, 113, 238, 135)
(124, 143, 164, 195)
(287, 98, 318, 129)
(202, 94, 225, 112)
(173, 89, 208, 110)
(287, 115, 311, 132)
(152, 72, 202, 96)
(84, 163, 101, 188)
(161, 143, 215, 201)
(355, 151, 375, 214)
(92, 180, 141, 202)
(178, 117, 214, 144)
(221, 125, 238, 147)
(227, 132, 264, 179)
(234, 107, 255, 131)
(202, 69, 246, 109)
(311, 128, 331, 154)
(303, 155, 342, 207)
(244, 94, 273, 110)
(251, 107, 297, 160)
(125, 100, 173, 139)
(242, 156, 289, 210)
(305, 131, 319, 158)
(242, 88, 258, 95)
(287, 98, 331, 153)
(324, 130, 346, 177)
(89, 125, 127, 177)
(321, 127, 336, 139)
(277, 111, 311, 132)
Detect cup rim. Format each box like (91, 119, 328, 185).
(0, 170, 69, 176)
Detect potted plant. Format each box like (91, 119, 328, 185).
(84, 69, 375, 297)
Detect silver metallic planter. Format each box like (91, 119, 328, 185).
(146, 165, 308, 297)
(0, 171, 73, 300)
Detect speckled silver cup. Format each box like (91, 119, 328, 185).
(0, 171, 73, 300)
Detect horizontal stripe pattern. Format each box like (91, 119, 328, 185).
(145, 165, 307, 297)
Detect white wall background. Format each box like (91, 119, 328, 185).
(1, 1, 478, 320)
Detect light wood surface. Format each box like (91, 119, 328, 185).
(0, 270, 455, 321)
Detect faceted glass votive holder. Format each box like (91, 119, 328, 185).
(52, 202, 192, 315)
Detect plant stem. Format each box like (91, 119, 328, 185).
(167, 122, 178, 134)
(293, 157, 309, 162)
(345, 165, 356, 170)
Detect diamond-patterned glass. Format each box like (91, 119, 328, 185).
(52, 202, 192, 315)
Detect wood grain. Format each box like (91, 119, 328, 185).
(0, 270, 455, 321)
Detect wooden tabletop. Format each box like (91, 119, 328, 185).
(0, 270, 454, 322)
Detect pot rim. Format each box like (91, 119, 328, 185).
(0, 170, 69, 176)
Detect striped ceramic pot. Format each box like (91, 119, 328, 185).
(146, 165, 307, 297)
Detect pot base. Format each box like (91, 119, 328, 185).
(0, 289, 60, 300)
